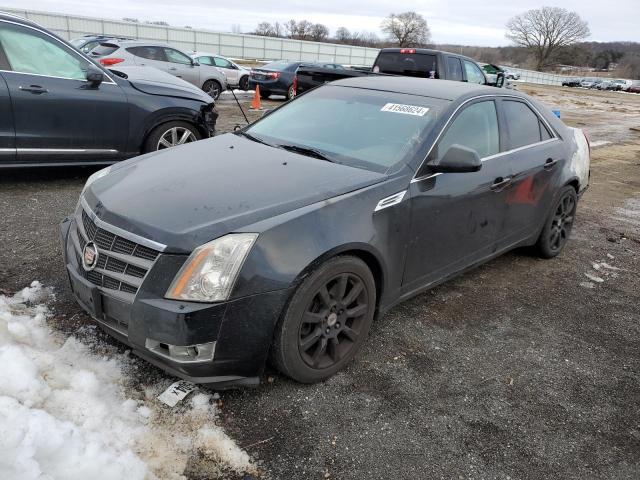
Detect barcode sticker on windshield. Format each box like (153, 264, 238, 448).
(381, 103, 429, 116)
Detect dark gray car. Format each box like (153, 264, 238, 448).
(61, 77, 589, 388)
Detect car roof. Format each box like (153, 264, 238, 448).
(331, 76, 513, 101)
(104, 39, 171, 47)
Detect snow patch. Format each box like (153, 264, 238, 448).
(0, 283, 253, 479)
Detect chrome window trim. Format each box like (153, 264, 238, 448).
(81, 196, 167, 252)
(412, 94, 560, 183)
(0, 19, 117, 84)
(17, 148, 119, 154)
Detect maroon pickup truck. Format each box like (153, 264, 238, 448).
(295, 48, 504, 96)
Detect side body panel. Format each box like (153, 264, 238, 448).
(0, 72, 15, 163)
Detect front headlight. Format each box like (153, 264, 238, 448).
(81, 165, 112, 196)
(165, 233, 258, 303)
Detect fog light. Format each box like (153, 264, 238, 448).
(145, 339, 216, 364)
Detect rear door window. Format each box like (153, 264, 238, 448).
(446, 57, 463, 81)
(463, 60, 485, 84)
(374, 52, 437, 78)
(127, 46, 167, 62)
(502, 100, 548, 149)
(196, 56, 214, 66)
(435, 100, 500, 159)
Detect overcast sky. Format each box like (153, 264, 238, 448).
(5, 1, 638, 46)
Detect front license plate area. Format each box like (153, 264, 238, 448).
(68, 266, 102, 318)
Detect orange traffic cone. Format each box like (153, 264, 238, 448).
(250, 85, 262, 110)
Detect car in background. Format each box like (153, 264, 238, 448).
(248, 60, 306, 100)
(70, 34, 133, 54)
(61, 76, 589, 388)
(295, 49, 504, 98)
(0, 13, 217, 167)
(580, 78, 602, 89)
(562, 78, 582, 87)
(628, 81, 640, 94)
(596, 80, 620, 91)
(90, 40, 227, 99)
(190, 52, 250, 90)
(612, 79, 632, 91)
(481, 63, 504, 84)
(504, 69, 520, 80)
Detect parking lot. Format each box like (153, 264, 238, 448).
(1, 84, 639, 479)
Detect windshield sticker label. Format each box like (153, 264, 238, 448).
(381, 103, 429, 116)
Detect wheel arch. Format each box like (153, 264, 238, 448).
(291, 243, 387, 316)
(564, 177, 580, 194)
(140, 114, 207, 152)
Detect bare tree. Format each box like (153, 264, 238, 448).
(310, 23, 329, 42)
(619, 54, 640, 79)
(335, 27, 351, 43)
(296, 20, 314, 40)
(255, 21, 276, 37)
(506, 7, 590, 70)
(381, 12, 430, 47)
(284, 19, 298, 38)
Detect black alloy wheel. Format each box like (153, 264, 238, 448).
(298, 272, 368, 369)
(271, 256, 376, 383)
(536, 186, 577, 258)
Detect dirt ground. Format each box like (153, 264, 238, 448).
(1, 84, 639, 479)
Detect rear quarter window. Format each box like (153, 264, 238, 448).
(374, 52, 437, 78)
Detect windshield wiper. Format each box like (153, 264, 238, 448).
(235, 130, 272, 147)
(277, 144, 335, 162)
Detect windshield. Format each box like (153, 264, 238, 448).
(244, 85, 445, 173)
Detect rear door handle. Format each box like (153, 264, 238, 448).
(19, 85, 48, 94)
(543, 158, 559, 170)
(491, 176, 512, 191)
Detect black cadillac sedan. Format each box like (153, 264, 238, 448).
(61, 76, 590, 387)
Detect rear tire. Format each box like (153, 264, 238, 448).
(143, 121, 201, 153)
(270, 256, 376, 383)
(535, 186, 577, 258)
(286, 84, 295, 100)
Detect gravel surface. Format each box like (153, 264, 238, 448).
(0, 85, 639, 479)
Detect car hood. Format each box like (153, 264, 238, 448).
(112, 66, 212, 103)
(86, 134, 386, 253)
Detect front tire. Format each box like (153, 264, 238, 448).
(202, 79, 222, 100)
(143, 121, 201, 153)
(535, 186, 577, 258)
(238, 76, 249, 91)
(271, 256, 376, 383)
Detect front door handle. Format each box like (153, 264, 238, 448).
(543, 158, 559, 170)
(19, 85, 48, 94)
(491, 176, 512, 191)
(169, 67, 178, 71)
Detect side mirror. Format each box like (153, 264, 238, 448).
(431, 145, 482, 173)
(495, 72, 505, 88)
(85, 66, 104, 88)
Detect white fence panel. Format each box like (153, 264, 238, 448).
(2, 7, 380, 65)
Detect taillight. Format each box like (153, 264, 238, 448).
(293, 75, 298, 94)
(99, 58, 125, 66)
(400, 48, 416, 54)
(267, 72, 281, 79)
